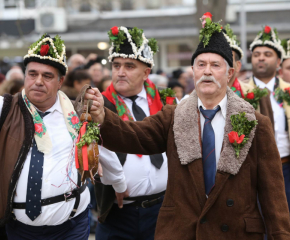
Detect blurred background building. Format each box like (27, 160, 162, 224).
(0, 0, 289, 74)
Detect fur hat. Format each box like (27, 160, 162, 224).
(107, 26, 158, 68)
(23, 34, 67, 75)
(191, 12, 233, 67)
(222, 24, 243, 60)
(249, 26, 285, 60)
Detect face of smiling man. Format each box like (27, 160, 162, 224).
(25, 62, 64, 112)
(112, 58, 151, 97)
(192, 53, 234, 107)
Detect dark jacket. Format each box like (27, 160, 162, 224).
(0, 93, 34, 226)
(99, 88, 290, 240)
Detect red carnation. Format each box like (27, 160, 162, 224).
(228, 131, 245, 144)
(35, 123, 43, 133)
(166, 97, 175, 105)
(264, 26, 271, 34)
(201, 12, 212, 28)
(203, 12, 212, 19)
(71, 116, 79, 125)
(40, 44, 50, 56)
(246, 92, 255, 100)
(111, 26, 119, 36)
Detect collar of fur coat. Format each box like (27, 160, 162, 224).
(173, 87, 257, 175)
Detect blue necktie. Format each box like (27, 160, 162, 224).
(199, 106, 220, 195)
(25, 111, 50, 221)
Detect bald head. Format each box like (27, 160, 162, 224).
(67, 54, 85, 72)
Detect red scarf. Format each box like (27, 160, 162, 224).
(102, 79, 163, 157)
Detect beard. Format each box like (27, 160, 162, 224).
(195, 75, 221, 88)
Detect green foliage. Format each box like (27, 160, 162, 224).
(108, 28, 126, 52)
(259, 27, 279, 43)
(29, 34, 64, 58)
(76, 122, 100, 148)
(159, 88, 176, 105)
(230, 112, 258, 158)
(224, 24, 240, 45)
(148, 38, 158, 53)
(128, 27, 144, 48)
(244, 87, 269, 110)
(199, 21, 222, 47)
(275, 87, 290, 106)
(281, 39, 289, 53)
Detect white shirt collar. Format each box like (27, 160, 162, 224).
(198, 94, 227, 119)
(33, 93, 63, 114)
(254, 76, 276, 92)
(119, 85, 147, 100)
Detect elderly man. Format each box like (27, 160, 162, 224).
(85, 16, 290, 239)
(280, 39, 290, 83)
(94, 26, 168, 240)
(0, 34, 126, 239)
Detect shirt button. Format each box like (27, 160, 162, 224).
(226, 199, 234, 207)
(221, 224, 229, 232)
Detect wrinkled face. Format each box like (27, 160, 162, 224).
(192, 53, 233, 98)
(89, 63, 103, 84)
(251, 46, 280, 80)
(281, 59, 290, 83)
(112, 58, 150, 97)
(25, 62, 64, 111)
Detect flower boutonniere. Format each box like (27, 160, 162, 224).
(159, 88, 177, 105)
(243, 87, 268, 110)
(274, 87, 290, 107)
(228, 112, 258, 158)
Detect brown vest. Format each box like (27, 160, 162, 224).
(0, 93, 34, 226)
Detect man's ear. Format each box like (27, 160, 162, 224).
(228, 68, 235, 82)
(143, 67, 151, 81)
(58, 76, 65, 89)
(236, 61, 242, 73)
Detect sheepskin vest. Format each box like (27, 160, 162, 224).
(0, 93, 34, 226)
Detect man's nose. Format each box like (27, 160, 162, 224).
(204, 64, 212, 75)
(118, 66, 125, 76)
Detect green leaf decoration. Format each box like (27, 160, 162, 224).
(148, 38, 158, 53)
(199, 20, 222, 47)
(29, 34, 64, 58)
(275, 87, 290, 106)
(224, 24, 240, 45)
(128, 27, 144, 48)
(281, 39, 289, 53)
(76, 122, 100, 148)
(159, 88, 176, 105)
(108, 28, 126, 52)
(244, 87, 269, 110)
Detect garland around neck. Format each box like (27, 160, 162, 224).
(249, 29, 285, 61)
(23, 37, 68, 73)
(222, 32, 244, 59)
(108, 26, 154, 68)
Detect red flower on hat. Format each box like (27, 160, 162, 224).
(40, 44, 50, 56)
(201, 12, 213, 28)
(228, 131, 245, 144)
(264, 26, 271, 34)
(246, 92, 255, 100)
(111, 26, 119, 36)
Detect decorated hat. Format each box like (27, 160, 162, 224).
(107, 26, 158, 68)
(23, 34, 68, 75)
(249, 26, 285, 60)
(191, 12, 233, 67)
(222, 24, 243, 60)
(281, 39, 290, 62)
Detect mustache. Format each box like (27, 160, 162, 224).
(195, 75, 221, 88)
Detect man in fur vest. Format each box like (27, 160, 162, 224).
(239, 26, 290, 211)
(0, 34, 126, 239)
(95, 26, 168, 240)
(85, 14, 290, 240)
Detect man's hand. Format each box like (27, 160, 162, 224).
(115, 189, 129, 208)
(84, 88, 105, 124)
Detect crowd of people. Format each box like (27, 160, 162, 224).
(1, 11, 290, 240)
